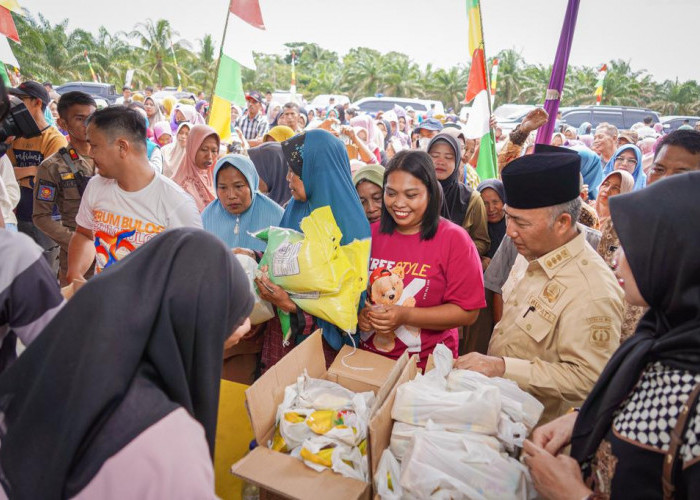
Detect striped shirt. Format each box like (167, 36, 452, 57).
(0, 230, 64, 372)
(236, 112, 269, 140)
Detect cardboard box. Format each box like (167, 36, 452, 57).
(231, 330, 409, 500)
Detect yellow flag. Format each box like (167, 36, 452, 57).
(0, 0, 23, 15)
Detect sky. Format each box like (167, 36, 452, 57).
(23, 0, 700, 82)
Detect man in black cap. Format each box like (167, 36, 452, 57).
(235, 90, 268, 146)
(7, 80, 68, 271)
(456, 151, 624, 425)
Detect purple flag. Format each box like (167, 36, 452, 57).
(535, 0, 581, 145)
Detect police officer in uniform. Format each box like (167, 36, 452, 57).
(456, 151, 624, 425)
(32, 92, 96, 286)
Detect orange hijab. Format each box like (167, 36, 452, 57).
(172, 124, 219, 212)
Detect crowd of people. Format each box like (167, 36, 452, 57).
(1, 78, 700, 499)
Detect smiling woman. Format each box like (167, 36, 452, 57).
(358, 150, 485, 369)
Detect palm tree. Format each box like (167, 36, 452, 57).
(187, 34, 217, 94)
(562, 66, 597, 106)
(596, 60, 648, 107)
(129, 19, 189, 88)
(14, 14, 80, 81)
(383, 53, 423, 98)
(342, 48, 388, 99)
(518, 64, 551, 104)
(88, 28, 134, 85)
(492, 48, 526, 104)
(651, 79, 700, 115)
(9, 15, 700, 120)
(428, 66, 469, 111)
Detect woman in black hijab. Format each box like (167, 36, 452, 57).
(0, 228, 253, 499)
(522, 172, 700, 499)
(427, 133, 490, 257)
(248, 141, 292, 206)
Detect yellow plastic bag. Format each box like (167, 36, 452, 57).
(255, 206, 370, 334)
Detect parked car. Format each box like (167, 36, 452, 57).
(55, 82, 120, 104)
(152, 90, 197, 102)
(559, 105, 660, 131)
(494, 104, 537, 135)
(354, 97, 445, 116)
(660, 115, 700, 132)
(309, 94, 350, 110)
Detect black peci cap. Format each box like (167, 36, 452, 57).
(502, 152, 581, 209)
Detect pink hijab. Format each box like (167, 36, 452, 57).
(350, 115, 383, 152)
(172, 124, 219, 212)
(595, 170, 635, 220)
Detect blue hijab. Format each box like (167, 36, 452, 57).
(602, 144, 646, 191)
(571, 145, 603, 200)
(202, 154, 284, 252)
(280, 129, 370, 245)
(280, 129, 371, 348)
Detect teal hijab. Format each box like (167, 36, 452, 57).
(280, 129, 371, 349)
(202, 154, 284, 252)
(280, 129, 371, 246)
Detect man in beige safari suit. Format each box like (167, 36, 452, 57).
(457, 150, 624, 424)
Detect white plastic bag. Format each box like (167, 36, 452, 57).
(271, 372, 374, 466)
(292, 436, 368, 481)
(235, 254, 275, 324)
(375, 449, 403, 500)
(399, 428, 535, 500)
(446, 370, 544, 431)
(278, 408, 315, 449)
(392, 381, 501, 434)
(389, 422, 424, 462)
(497, 414, 529, 451)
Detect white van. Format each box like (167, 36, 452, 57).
(354, 97, 445, 116)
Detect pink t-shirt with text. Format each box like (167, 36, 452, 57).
(361, 219, 485, 367)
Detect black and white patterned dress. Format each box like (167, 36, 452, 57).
(606, 361, 700, 497)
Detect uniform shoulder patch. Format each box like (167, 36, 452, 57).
(36, 179, 57, 202)
(588, 318, 613, 348)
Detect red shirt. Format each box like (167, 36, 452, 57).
(361, 219, 485, 367)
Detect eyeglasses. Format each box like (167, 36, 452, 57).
(614, 157, 637, 166)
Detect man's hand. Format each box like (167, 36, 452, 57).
(520, 108, 549, 135)
(454, 352, 506, 377)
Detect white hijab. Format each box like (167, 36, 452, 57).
(161, 122, 190, 178)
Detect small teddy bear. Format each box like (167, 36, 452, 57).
(367, 266, 416, 352)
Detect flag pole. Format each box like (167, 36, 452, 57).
(209, 11, 231, 104)
(476, 0, 498, 173)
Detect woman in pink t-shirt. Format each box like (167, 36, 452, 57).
(359, 150, 486, 368)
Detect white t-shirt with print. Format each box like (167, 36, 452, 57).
(76, 172, 202, 273)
